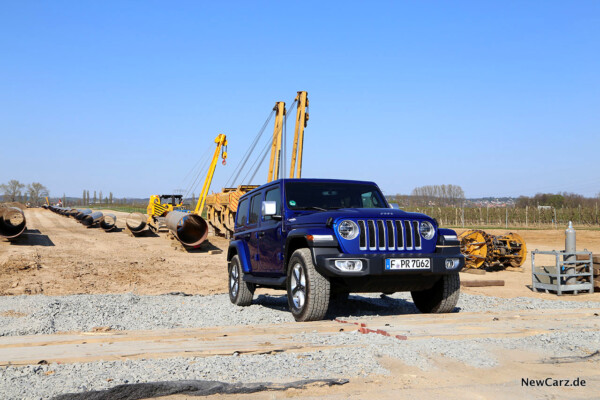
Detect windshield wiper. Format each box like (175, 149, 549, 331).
(294, 206, 328, 212)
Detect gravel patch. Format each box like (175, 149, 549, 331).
(1, 292, 600, 336)
(298, 330, 498, 369)
(1, 293, 599, 399)
(0, 347, 384, 400)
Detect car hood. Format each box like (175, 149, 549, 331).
(287, 208, 432, 226)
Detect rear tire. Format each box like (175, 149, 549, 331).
(287, 248, 330, 322)
(411, 273, 460, 313)
(228, 255, 255, 306)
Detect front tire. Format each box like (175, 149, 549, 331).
(411, 273, 460, 313)
(229, 255, 254, 306)
(287, 248, 330, 322)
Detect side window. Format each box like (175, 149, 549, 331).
(263, 187, 281, 221)
(248, 194, 262, 224)
(236, 198, 249, 227)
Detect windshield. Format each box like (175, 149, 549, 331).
(285, 182, 387, 210)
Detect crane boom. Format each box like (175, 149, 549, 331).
(195, 134, 228, 214)
(267, 102, 286, 182)
(290, 91, 309, 179)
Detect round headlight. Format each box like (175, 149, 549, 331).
(337, 220, 359, 240)
(419, 221, 435, 240)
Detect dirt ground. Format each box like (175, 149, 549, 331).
(0, 208, 228, 296)
(1, 209, 598, 301)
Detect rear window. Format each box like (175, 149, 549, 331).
(236, 198, 249, 227)
(249, 194, 262, 224)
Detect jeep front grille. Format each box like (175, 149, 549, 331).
(358, 219, 422, 251)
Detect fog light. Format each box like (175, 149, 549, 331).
(445, 258, 460, 269)
(335, 259, 363, 272)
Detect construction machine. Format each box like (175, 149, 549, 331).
(127, 134, 228, 243)
(164, 133, 228, 247)
(459, 230, 527, 269)
(204, 91, 309, 238)
(146, 194, 185, 233)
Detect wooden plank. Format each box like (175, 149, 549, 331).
(461, 280, 505, 287)
(0, 321, 349, 366)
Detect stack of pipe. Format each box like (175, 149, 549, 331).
(46, 206, 117, 232)
(0, 205, 27, 240)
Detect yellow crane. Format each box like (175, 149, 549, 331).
(162, 133, 228, 247)
(205, 91, 309, 238)
(266, 91, 309, 181)
(267, 102, 286, 182)
(289, 90, 309, 179)
(128, 134, 227, 237)
(194, 133, 228, 215)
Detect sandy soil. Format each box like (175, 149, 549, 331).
(1, 209, 597, 302)
(0, 208, 228, 296)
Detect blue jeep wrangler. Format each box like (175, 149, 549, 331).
(227, 178, 464, 321)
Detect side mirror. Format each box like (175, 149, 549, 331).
(262, 201, 277, 216)
(389, 203, 400, 209)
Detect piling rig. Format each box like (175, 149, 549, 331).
(459, 230, 527, 269)
(205, 91, 309, 238)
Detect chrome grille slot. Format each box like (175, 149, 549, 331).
(377, 220, 386, 249)
(412, 221, 422, 249)
(358, 220, 366, 250)
(367, 220, 376, 249)
(395, 220, 404, 249)
(386, 220, 395, 250)
(351, 218, 423, 252)
(403, 220, 413, 249)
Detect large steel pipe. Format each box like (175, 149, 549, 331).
(166, 211, 208, 247)
(76, 209, 92, 221)
(0, 207, 27, 239)
(82, 211, 103, 227)
(100, 213, 117, 232)
(126, 212, 147, 233)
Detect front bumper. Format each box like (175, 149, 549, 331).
(312, 247, 464, 277)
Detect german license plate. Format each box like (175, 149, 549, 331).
(385, 258, 431, 270)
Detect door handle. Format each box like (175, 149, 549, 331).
(258, 231, 265, 237)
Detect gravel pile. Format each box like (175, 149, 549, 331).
(2, 292, 600, 336)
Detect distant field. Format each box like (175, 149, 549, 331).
(86, 204, 147, 214)
(403, 206, 600, 229)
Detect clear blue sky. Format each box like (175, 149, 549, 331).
(1, 1, 599, 199)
